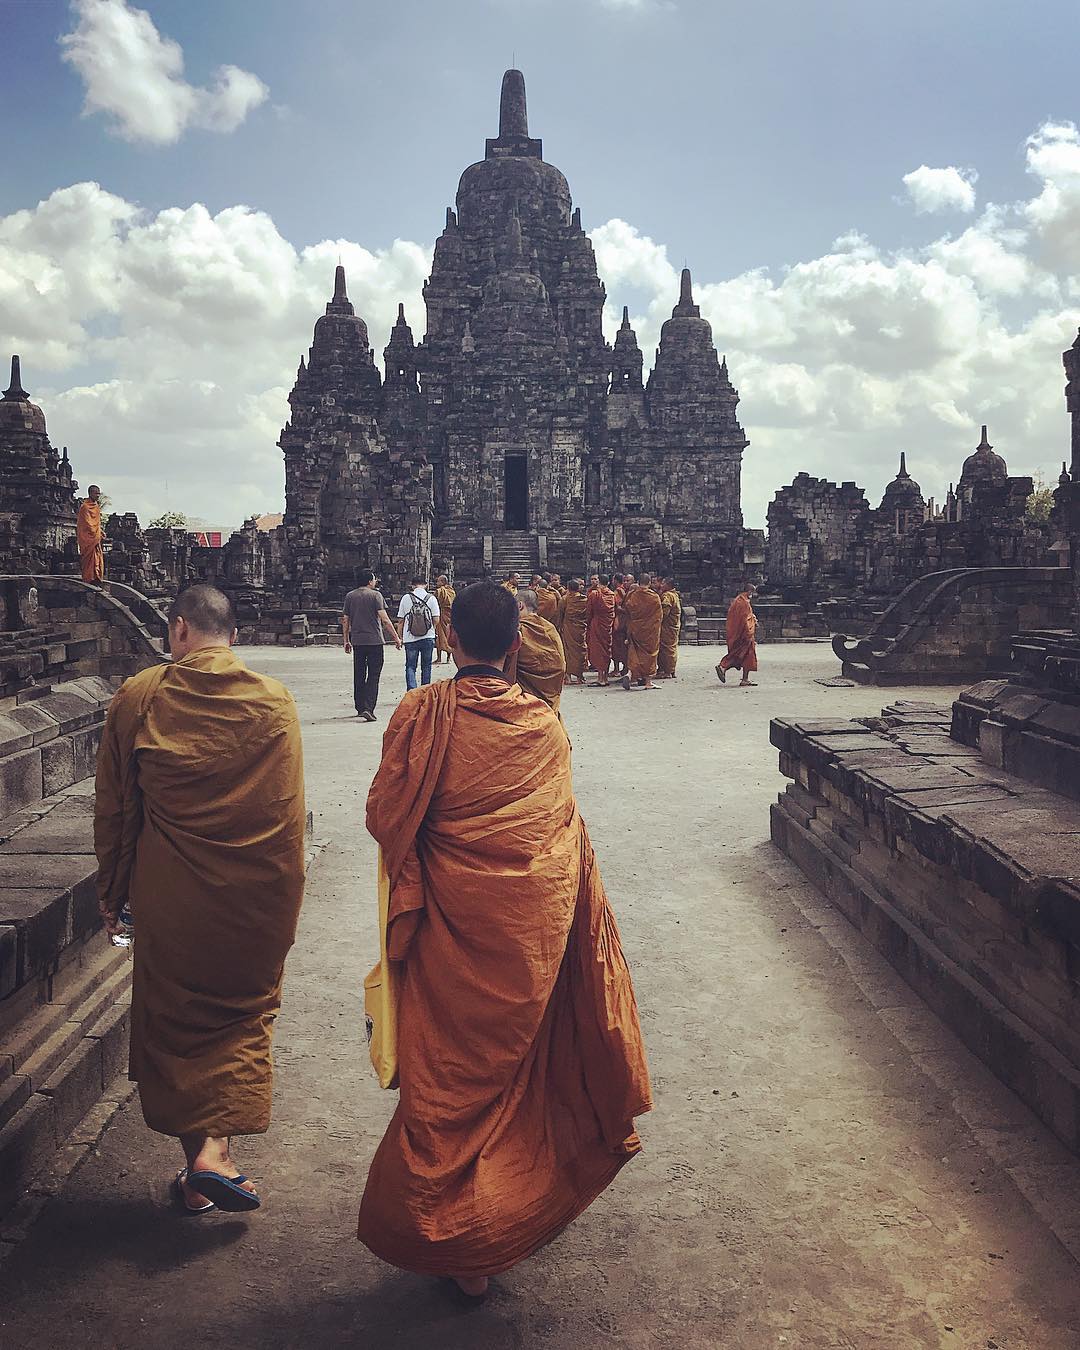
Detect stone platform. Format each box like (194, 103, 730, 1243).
(770, 697, 1080, 1155)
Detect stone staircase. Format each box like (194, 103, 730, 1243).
(491, 532, 540, 579)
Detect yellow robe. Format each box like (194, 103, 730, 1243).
(536, 587, 560, 624)
(557, 591, 589, 678)
(77, 499, 104, 583)
(658, 590, 682, 677)
(514, 613, 566, 715)
(358, 676, 652, 1277)
(94, 646, 307, 1136)
(434, 585, 456, 658)
(623, 587, 663, 681)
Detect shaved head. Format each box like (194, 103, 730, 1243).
(519, 588, 539, 614)
(168, 584, 236, 639)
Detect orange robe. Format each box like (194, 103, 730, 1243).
(586, 586, 616, 676)
(721, 593, 759, 673)
(611, 587, 628, 669)
(658, 589, 682, 677)
(514, 613, 566, 715)
(434, 585, 456, 658)
(622, 587, 663, 681)
(536, 586, 560, 624)
(358, 677, 651, 1277)
(558, 591, 589, 678)
(94, 647, 307, 1136)
(76, 498, 104, 583)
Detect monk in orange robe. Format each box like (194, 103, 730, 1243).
(717, 584, 759, 686)
(557, 578, 589, 684)
(94, 584, 306, 1214)
(358, 581, 651, 1297)
(76, 483, 105, 583)
(501, 571, 521, 594)
(433, 574, 456, 665)
(507, 589, 566, 714)
(535, 581, 560, 624)
(620, 576, 663, 691)
(657, 578, 682, 679)
(586, 577, 616, 685)
(610, 573, 629, 675)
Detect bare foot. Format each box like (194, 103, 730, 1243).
(715, 663, 726, 683)
(739, 680, 757, 687)
(452, 1275, 489, 1299)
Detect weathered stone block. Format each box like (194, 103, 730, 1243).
(40, 736, 76, 795)
(0, 1093, 56, 1214)
(0, 747, 42, 817)
(38, 1037, 104, 1139)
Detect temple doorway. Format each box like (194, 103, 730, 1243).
(505, 455, 528, 529)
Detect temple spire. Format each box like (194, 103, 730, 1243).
(672, 267, 701, 319)
(499, 69, 528, 138)
(333, 265, 347, 303)
(977, 424, 991, 451)
(899, 451, 909, 476)
(3, 354, 27, 402)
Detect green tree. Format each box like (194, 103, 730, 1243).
(148, 510, 188, 529)
(1025, 476, 1055, 523)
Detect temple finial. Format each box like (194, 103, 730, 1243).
(680, 268, 693, 307)
(333, 265, 347, 302)
(899, 451, 908, 476)
(621, 305, 630, 327)
(397, 302, 406, 322)
(499, 69, 528, 139)
(977, 424, 991, 450)
(3, 355, 27, 401)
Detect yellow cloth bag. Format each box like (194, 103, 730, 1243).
(363, 847, 400, 1089)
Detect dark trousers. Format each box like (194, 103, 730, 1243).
(404, 637, 435, 690)
(353, 643, 385, 714)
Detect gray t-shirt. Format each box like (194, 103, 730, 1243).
(343, 587, 388, 646)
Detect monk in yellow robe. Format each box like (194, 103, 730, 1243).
(94, 584, 306, 1214)
(586, 577, 615, 686)
(535, 581, 560, 624)
(358, 581, 651, 1297)
(620, 576, 662, 691)
(502, 571, 521, 594)
(717, 583, 759, 687)
(433, 574, 456, 665)
(507, 589, 565, 714)
(76, 483, 105, 583)
(557, 578, 589, 684)
(658, 578, 682, 679)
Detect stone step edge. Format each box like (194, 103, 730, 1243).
(0, 977, 133, 1224)
(770, 799, 1080, 1158)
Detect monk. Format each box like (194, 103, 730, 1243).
(76, 483, 106, 584)
(94, 584, 306, 1214)
(358, 580, 651, 1298)
(502, 571, 521, 594)
(535, 578, 560, 624)
(433, 574, 456, 665)
(610, 573, 629, 676)
(558, 578, 589, 685)
(620, 575, 663, 691)
(549, 572, 565, 596)
(506, 589, 565, 715)
(658, 577, 682, 679)
(586, 575, 616, 686)
(717, 583, 759, 687)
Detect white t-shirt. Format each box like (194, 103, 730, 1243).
(397, 587, 440, 643)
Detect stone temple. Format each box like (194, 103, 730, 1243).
(279, 69, 756, 606)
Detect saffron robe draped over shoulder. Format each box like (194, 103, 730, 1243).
(535, 586, 560, 624)
(558, 592, 589, 678)
(434, 585, 456, 657)
(76, 499, 104, 583)
(658, 589, 682, 677)
(623, 587, 663, 681)
(586, 586, 615, 675)
(358, 677, 651, 1277)
(611, 587, 628, 668)
(515, 612, 566, 714)
(93, 646, 307, 1137)
(724, 593, 758, 672)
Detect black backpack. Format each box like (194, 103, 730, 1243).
(407, 593, 433, 638)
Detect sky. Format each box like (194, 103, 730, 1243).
(2, 0, 1079, 529)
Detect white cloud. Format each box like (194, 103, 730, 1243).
(3, 119, 1079, 530)
(59, 0, 268, 145)
(902, 164, 978, 214)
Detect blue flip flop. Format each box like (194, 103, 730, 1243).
(173, 1168, 216, 1216)
(186, 1170, 261, 1212)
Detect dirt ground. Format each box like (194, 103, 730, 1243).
(2, 643, 1079, 1349)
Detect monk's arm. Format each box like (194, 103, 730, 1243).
(92, 701, 133, 928)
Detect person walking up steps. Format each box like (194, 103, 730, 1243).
(342, 571, 402, 722)
(397, 576, 440, 690)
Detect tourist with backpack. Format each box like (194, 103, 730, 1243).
(396, 577, 440, 690)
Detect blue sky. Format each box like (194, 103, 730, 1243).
(2, 0, 1079, 527)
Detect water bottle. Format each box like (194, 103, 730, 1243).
(110, 904, 134, 950)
